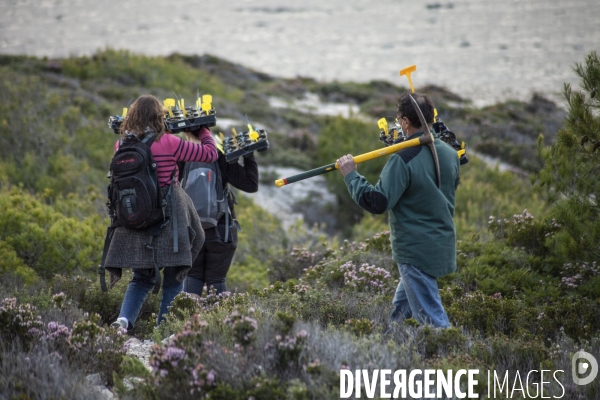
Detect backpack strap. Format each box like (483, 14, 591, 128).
(214, 164, 229, 241)
(118, 131, 157, 147)
(224, 204, 230, 243)
(177, 161, 187, 184)
(164, 169, 179, 253)
(142, 237, 161, 295)
(141, 133, 157, 146)
(226, 184, 241, 228)
(179, 161, 192, 188)
(98, 226, 115, 292)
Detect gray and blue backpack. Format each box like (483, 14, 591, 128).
(181, 161, 229, 230)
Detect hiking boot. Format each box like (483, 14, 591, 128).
(111, 317, 129, 330)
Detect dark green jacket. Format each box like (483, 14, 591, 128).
(344, 132, 460, 277)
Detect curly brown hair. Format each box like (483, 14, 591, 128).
(120, 94, 165, 139)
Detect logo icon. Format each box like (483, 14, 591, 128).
(572, 351, 598, 386)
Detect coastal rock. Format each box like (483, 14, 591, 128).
(85, 373, 116, 400)
(124, 337, 154, 371)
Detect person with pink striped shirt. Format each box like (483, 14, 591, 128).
(112, 125, 218, 187)
(105, 94, 218, 331)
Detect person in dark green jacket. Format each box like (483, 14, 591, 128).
(337, 92, 460, 328)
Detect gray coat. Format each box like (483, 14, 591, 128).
(105, 185, 204, 287)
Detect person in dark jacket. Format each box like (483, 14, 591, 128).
(336, 92, 460, 328)
(183, 151, 259, 296)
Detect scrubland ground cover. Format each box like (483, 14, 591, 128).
(0, 50, 598, 399)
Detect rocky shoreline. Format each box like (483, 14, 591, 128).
(2, 0, 599, 107)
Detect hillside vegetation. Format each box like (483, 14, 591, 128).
(0, 49, 598, 399)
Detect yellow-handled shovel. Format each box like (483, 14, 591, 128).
(274, 134, 432, 187)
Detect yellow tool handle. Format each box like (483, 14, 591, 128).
(400, 65, 417, 93)
(334, 135, 428, 168)
(377, 118, 389, 136)
(201, 94, 212, 115)
(275, 135, 430, 188)
(164, 98, 175, 117)
(248, 124, 259, 141)
(178, 99, 187, 116)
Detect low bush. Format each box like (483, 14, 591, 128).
(61, 49, 237, 102)
(267, 245, 330, 283)
(0, 341, 108, 400)
(0, 187, 105, 280)
(0, 295, 126, 390)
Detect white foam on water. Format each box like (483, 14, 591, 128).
(269, 93, 363, 119)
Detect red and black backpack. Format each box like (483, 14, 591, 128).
(107, 134, 167, 232)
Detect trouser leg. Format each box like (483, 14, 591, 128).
(185, 243, 207, 291)
(119, 269, 154, 329)
(396, 263, 450, 328)
(184, 275, 225, 296)
(391, 277, 413, 322)
(157, 267, 184, 325)
(204, 231, 237, 294)
(183, 275, 205, 296)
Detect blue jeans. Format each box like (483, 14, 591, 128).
(119, 268, 183, 328)
(183, 275, 226, 297)
(390, 263, 450, 328)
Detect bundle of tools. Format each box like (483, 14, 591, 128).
(433, 119, 468, 165)
(275, 64, 468, 188)
(108, 94, 269, 162)
(378, 114, 468, 166)
(222, 124, 269, 164)
(108, 94, 217, 135)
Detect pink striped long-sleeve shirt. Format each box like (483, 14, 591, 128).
(114, 127, 218, 187)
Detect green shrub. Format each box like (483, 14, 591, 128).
(245, 377, 288, 399)
(0, 67, 113, 197)
(488, 209, 560, 258)
(298, 237, 396, 296)
(0, 187, 105, 279)
(454, 156, 548, 236)
(224, 306, 258, 346)
(0, 294, 126, 385)
(442, 289, 537, 337)
(536, 51, 600, 263)
(539, 298, 600, 342)
(420, 326, 468, 358)
(228, 194, 287, 291)
(0, 342, 107, 400)
(316, 116, 387, 233)
(0, 297, 43, 349)
(268, 245, 330, 283)
(58, 312, 126, 384)
(0, 241, 37, 284)
(343, 318, 376, 336)
(351, 213, 389, 244)
(274, 310, 297, 335)
(472, 334, 549, 372)
(51, 273, 160, 337)
(61, 49, 238, 102)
